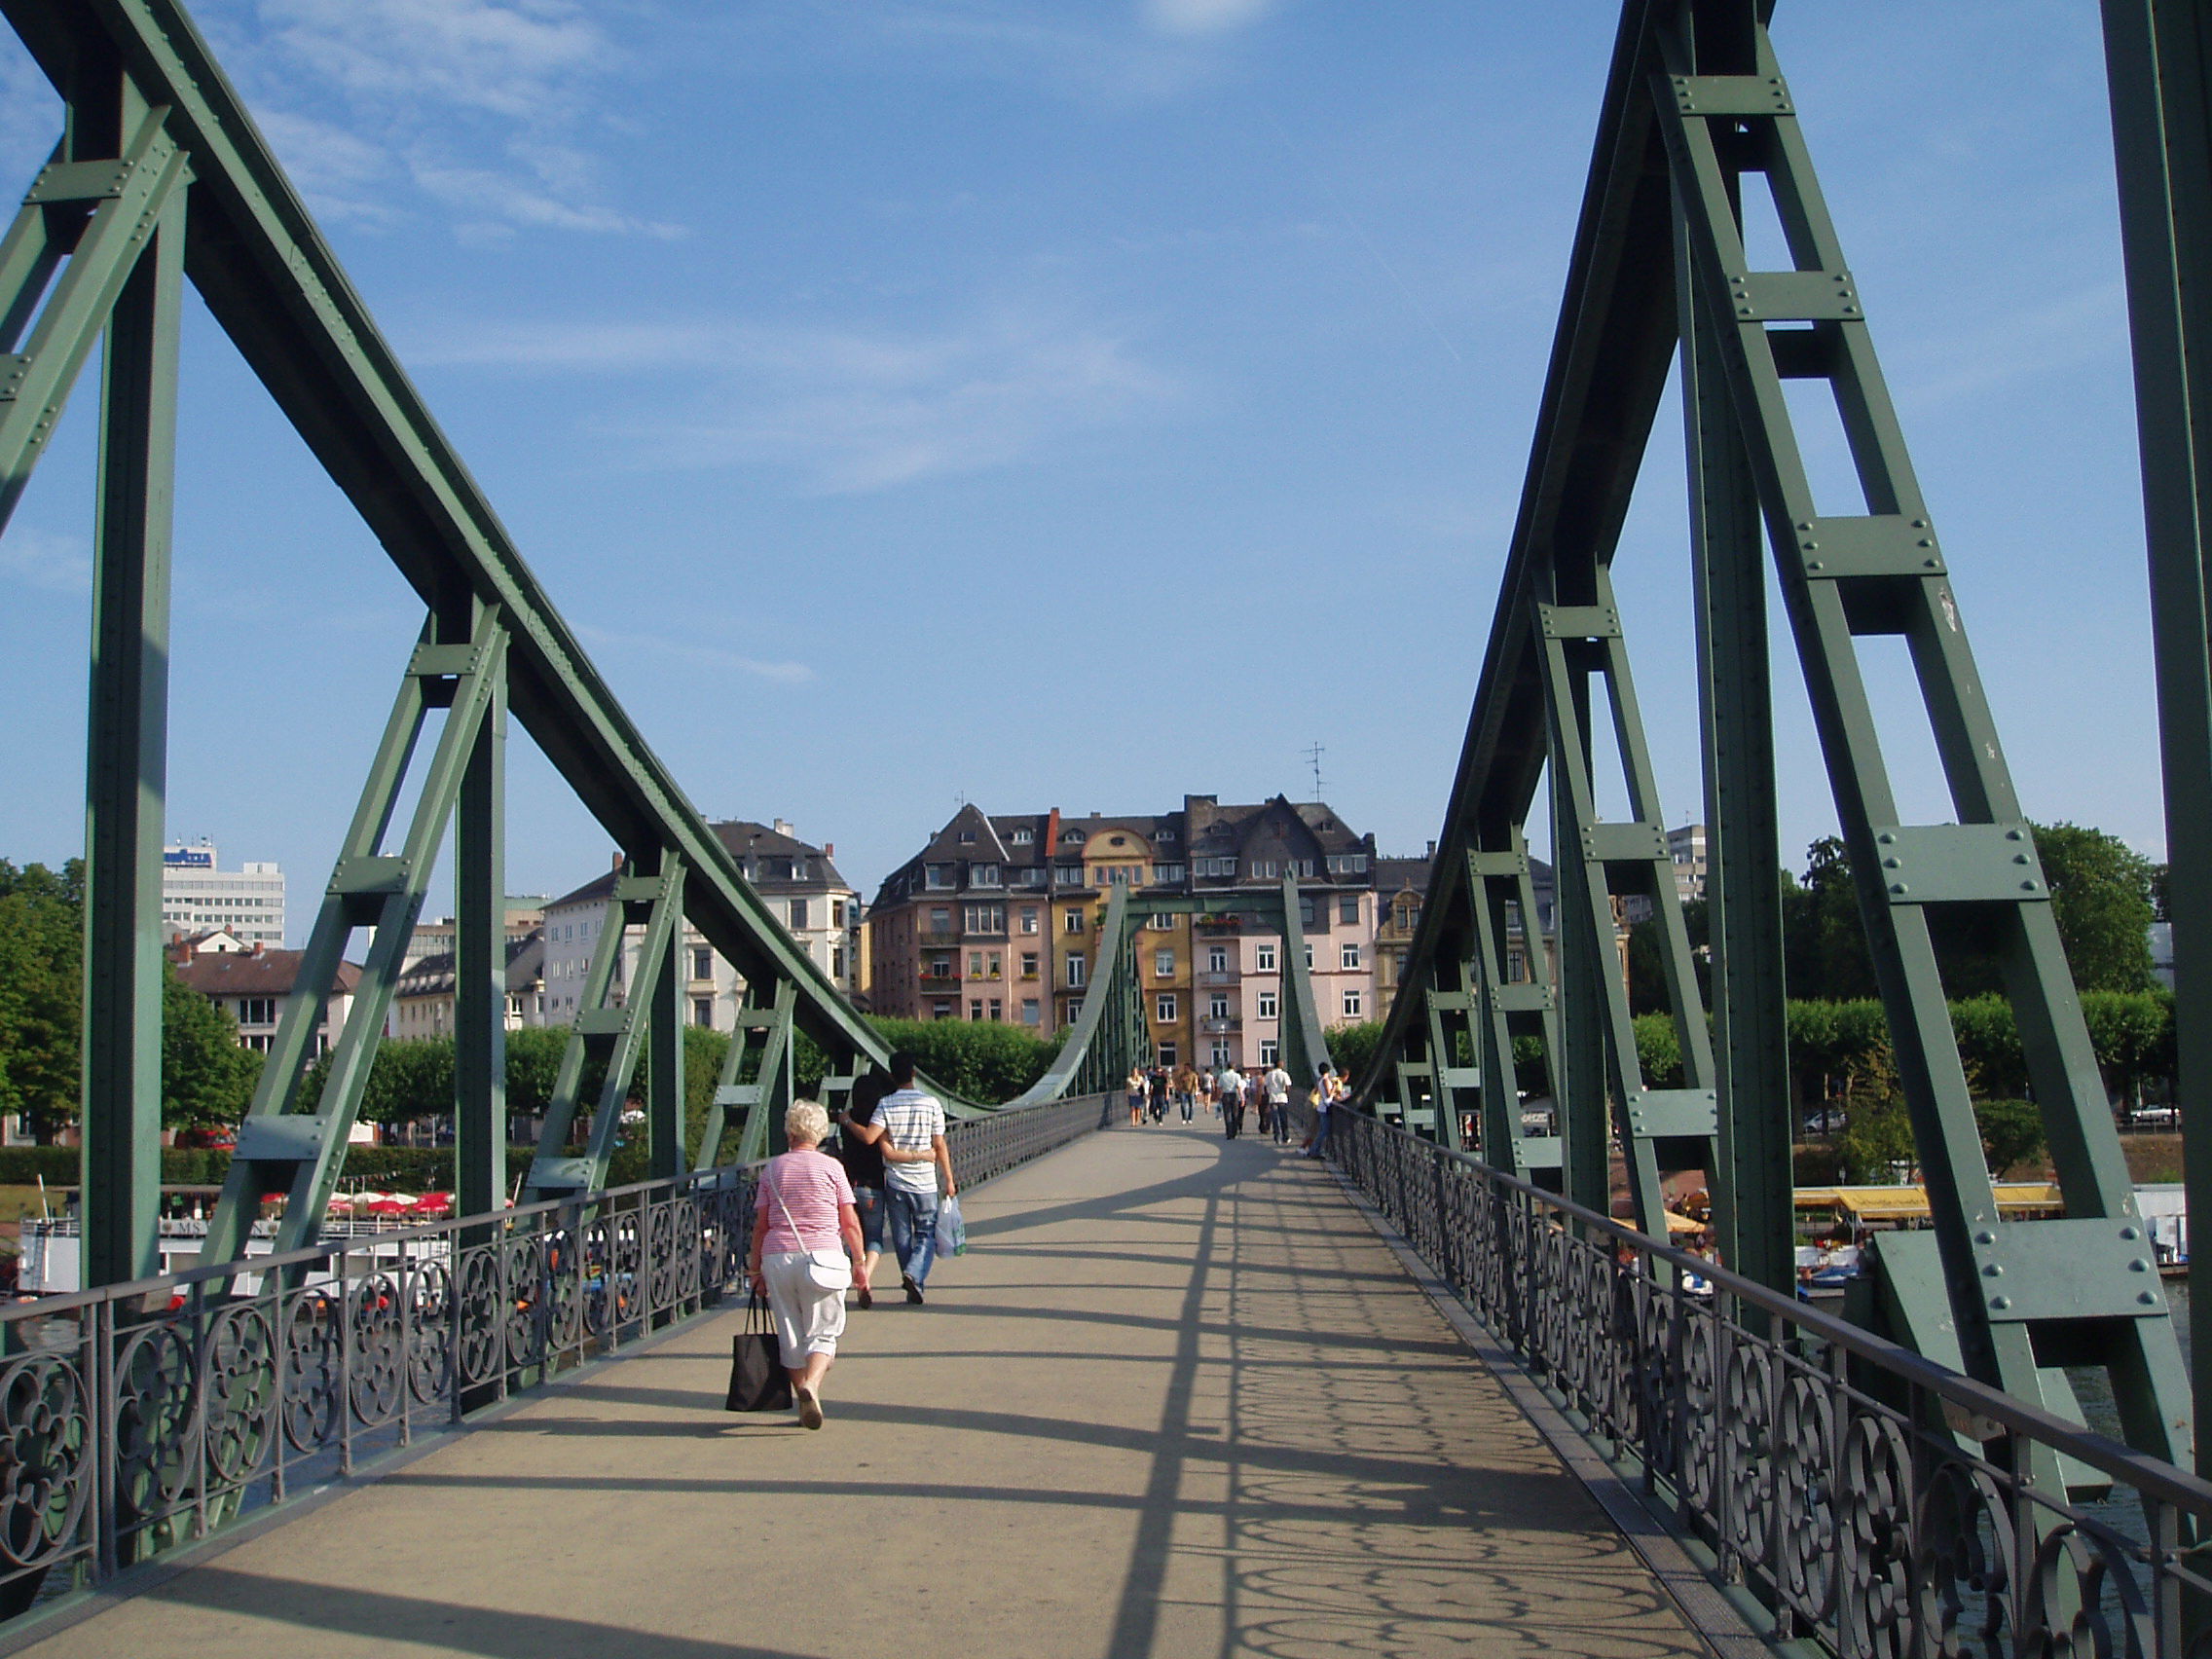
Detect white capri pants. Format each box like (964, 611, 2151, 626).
(762, 1251, 849, 1368)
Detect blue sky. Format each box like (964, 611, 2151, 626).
(0, 0, 2165, 936)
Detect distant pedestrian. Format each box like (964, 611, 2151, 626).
(1244, 1072, 1265, 1136)
(1149, 1067, 1168, 1124)
(1174, 1063, 1198, 1124)
(1126, 1066, 1147, 1127)
(877, 1051, 956, 1304)
(747, 1099, 866, 1430)
(1265, 1060, 1292, 1145)
(832, 1068, 894, 1309)
(1306, 1063, 1340, 1159)
(1219, 1065, 1244, 1139)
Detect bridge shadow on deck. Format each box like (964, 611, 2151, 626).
(22, 1126, 1707, 1659)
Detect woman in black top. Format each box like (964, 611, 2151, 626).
(834, 1068, 893, 1309)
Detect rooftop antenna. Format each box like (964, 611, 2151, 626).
(1305, 742, 1326, 803)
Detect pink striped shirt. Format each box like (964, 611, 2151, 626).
(757, 1150, 855, 1253)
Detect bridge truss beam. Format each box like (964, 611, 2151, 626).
(1361, 0, 2193, 1469)
(0, 0, 1156, 1286)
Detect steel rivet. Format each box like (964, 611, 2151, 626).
(1806, 561, 1824, 571)
(1918, 538, 1935, 548)
(2007, 829, 2025, 840)
(1912, 519, 1929, 529)
(1982, 1263, 2003, 1276)
(2130, 1259, 2150, 1272)
(1878, 832, 1896, 844)
(1991, 1295, 2010, 1310)
(1882, 857, 1899, 869)
(1974, 1231, 1996, 1244)
(1890, 882, 1908, 896)
(2022, 881, 2039, 892)
(2141, 1291, 2159, 1306)
(2121, 1226, 2141, 1240)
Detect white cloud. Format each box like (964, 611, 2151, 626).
(423, 307, 1182, 494)
(1143, 0, 1275, 37)
(216, 0, 678, 242)
(576, 626, 815, 686)
(0, 525, 90, 595)
(261, 0, 603, 120)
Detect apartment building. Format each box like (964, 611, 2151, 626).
(537, 820, 856, 1029)
(161, 842, 285, 946)
(870, 793, 1386, 1071)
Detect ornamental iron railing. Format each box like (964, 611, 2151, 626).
(0, 1093, 1111, 1628)
(1316, 1105, 2212, 1659)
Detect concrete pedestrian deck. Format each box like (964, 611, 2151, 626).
(28, 1124, 1713, 1659)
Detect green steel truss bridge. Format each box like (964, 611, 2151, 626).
(18, 0, 2212, 1651)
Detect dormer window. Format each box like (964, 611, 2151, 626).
(1061, 830, 1087, 847)
(1011, 828, 1034, 844)
(958, 830, 977, 843)
(1157, 830, 1176, 843)
(972, 864, 1002, 888)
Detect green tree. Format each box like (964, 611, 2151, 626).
(2035, 822, 2157, 993)
(1974, 1098, 2046, 1178)
(1324, 1020, 1386, 1084)
(0, 862, 84, 1142)
(1832, 1042, 1917, 1182)
(161, 962, 258, 1128)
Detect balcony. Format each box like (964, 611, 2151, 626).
(920, 930, 960, 946)
(1198, 970, 1239, 987)
(1200, 1016, 1242, 1035)
(919, 971, 958, 989)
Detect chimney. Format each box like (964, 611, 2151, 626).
(823, 842, 834, 859)
(775, 818, 793, 836)
(1426, 840, 1437, 860)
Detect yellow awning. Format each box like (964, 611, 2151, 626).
(1793, 1183, 2064, 1223)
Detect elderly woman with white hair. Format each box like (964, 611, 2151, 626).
(746, 1099, 866, 1429)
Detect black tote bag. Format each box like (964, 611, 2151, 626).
(726, 1291, 792, 1413)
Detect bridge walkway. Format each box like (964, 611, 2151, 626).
(26, 1126, 1712, 1659)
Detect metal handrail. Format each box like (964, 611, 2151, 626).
(1314, 1103, 2212, 1659)
(0, 1092, 1113, 1629)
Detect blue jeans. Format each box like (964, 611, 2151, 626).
(1308, 1109, 1332, 1157)
(853, 1185, 886, 1253)
(886, 1185, 940, 1287)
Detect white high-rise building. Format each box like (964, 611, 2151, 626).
(161, 842, 286, 946)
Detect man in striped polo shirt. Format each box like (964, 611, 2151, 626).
(877, 1051, 956, 1304)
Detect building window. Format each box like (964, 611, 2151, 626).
(1064, 911, 1086, 935)
(1343, 989, 1364, 1018)
(1020, 907, 1040, 933)
(1158, 1043, 1178, 1068)
(832, 901, 847, 928)
(1148, 912, 1172, 931)
(988, 953, 1002, 977)
(970, 999, 983, 1021)
(692, 997, 714, 1026)
(1195, 857, 1235, 877)
(1250, 860, 1281, 880)
(1067, 956, 1087, 987)
(973, 864, 1002, 888)
(988, 998, 1002, 1020)
(1019, 951, 1039, 977)
(1022, 998, 1041, 1024)
(1209, 993, 1229, 1018)
(930, 953, 953, 977)
(1060, 829, 1087, 847)
(959, 829, 977, 843)
(1207, 946, 1228, 973)
(1156, 994, 1177, 1022)
(692, 946, 713, 980)
(832, 947, 846, 978)
(239, 997, 276, 1025)
(790, 899, 809, 931)
(1256, 944, 1276, 973)
(970, 952, 985, 977)
(1300, 899, 1316, 928)
(1055, 866, 1083, 886)
(1341, 942, 1362, 971)
(1339, 896, 1359, 924)
(934, 1001, 954, 1020)
(1306, 945, 1314, 970)
(1259, 1040, 1279, 1066)
(926, 865, 954, 890)
(1210, 1042, 1231, 1068)
(1012, 828, 1034, 844)
(1257, 990, 1278, 1019)
(965, 903, 1006, 934)
(1153, 864, 1185, 883)
(930, 907, 952, 933)
(1155, 949, 1174, 978)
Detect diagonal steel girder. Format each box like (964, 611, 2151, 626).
(1357, 0, 2193, 1469)
(0, 0, 893, 1074)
